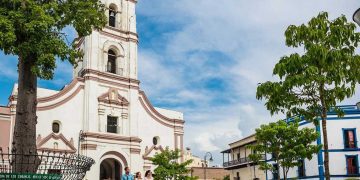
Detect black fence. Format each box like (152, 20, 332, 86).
(0, 148, 95, 180)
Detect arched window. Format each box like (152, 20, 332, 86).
(52, 122, 60, 133)
(107, 50, 116, 74)
(109, 6, 116, 27)
(153, 136, 160, 145)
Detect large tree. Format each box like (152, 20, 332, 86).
(0, 0, 106, 172)
(150, 148, 194, 180)
(248, 119, 321, 180)
(256, 12, 360, 180)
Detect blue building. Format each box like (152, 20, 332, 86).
(222, 102, 360, 180)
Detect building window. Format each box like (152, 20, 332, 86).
(343, 129, 357, 149)
(237, 153, 240, 160)
(298, 160, 305, 177)
(235, 172, 239, 180)
(272, 164, 279, 180)
(109, 7, 116, 27)
(52, 122, 60, 133)
(153, 136, 160, 145)
(107, 116, 118, 133)
(107, 50, 116, 74)
(346, 155, 359, 175)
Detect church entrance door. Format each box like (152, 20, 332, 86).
(100, 158, 121, 180)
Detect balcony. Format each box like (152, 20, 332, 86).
(223, 154, 266, 168)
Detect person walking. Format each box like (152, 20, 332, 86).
(122, 167, 134, 180)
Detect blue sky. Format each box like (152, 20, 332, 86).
(1, 0, 360, 165)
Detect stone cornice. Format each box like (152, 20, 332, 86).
(37, 85, 84, 111)
(138, 91, 185, 129)
(83, 132, 142, 143)
(80, 69, 140, 85)
(37, 77, 84, 103)
(37, 133, 77, 153)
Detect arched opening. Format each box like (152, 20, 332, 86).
(107, 50, 117, 74)
(52, 121, 60, 133)
(100, 158, 121, 180)
(109, 5, 117, 27)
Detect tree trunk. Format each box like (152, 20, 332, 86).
(319, 83, 330, 180)
(321, 114, 330, 180)
(282, 167, 287, 180)
(12, 56, 39, 173)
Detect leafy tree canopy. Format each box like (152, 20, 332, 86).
(256, 12, 360, 122)
(150, 148, 194, 180)
(0, 0, 107, 79)
(248, 119, 321, 180)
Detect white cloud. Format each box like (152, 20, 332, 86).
(137, 0, 360, 165)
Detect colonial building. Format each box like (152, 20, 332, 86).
(266, 103, 360, 180)
(183, 147, 208, 168)
(222, 103, 360, 180)
(221, 134, 266, 180)
(0, 0, 185, 180)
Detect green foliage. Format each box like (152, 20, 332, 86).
(223, 175, 230, 180)
(248, 119, 321, 179)
(256, 12, 360, 121)
(256, 12, 360, 180)
(150, 148, 193, 180)
(0, 0, 107, 79)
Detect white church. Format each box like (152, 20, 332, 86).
(0, 0, 185, 179)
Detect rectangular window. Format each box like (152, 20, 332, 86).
(346, 156, 359, 175)
(237, 153, 240, 160)
(273, 164, 279, 180)
(298, 160, 305, 177)
(107, 116, 118, 133)
(343, 129, 357, 149)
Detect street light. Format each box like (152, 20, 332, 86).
(203, 152, 213, 180)
(353, 8, 360, 26)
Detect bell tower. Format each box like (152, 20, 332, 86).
(73, 0, 140, 134)
(74, 0, 138, 80)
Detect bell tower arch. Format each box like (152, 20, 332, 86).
(74, 0, 138, 80)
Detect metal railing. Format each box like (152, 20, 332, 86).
(223, 154, 266, 167)
(0, 148, 95, 180)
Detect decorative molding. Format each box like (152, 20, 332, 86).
(0, 106, 10, 115)
(80, 69, 140, 84)
(99, 30, 138, 44)
(130, 148, 141, 154)
(98, 88, 130, 106)
(37, 85, 84, 111)
(84, 76, 140, 90)
(139, 91, 184, 124)
(81, 144, 97, 150)
(142, 145, 165, 160)
(138, 91, 185, 129)
(36, 133, 77, 153)
(125, 0, 138, 4)
(101, 151, 128, 167)
(37, 77, 84, 103)
(83, 132, 142, 143)
(105, 26, 138, 37)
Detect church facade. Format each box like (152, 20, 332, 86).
(0, 0, 185, 179)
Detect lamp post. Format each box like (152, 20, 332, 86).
(353, 8, 360, 26)
(203, 152, 213, 180)
(78, 130, 85, 155)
